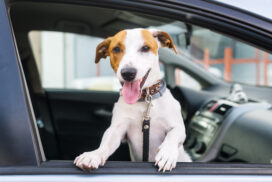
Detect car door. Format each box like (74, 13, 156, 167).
(4, 0, 272, 181)
(0, 0, 44, 166)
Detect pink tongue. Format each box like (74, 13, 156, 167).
(122, 81, 140, 104)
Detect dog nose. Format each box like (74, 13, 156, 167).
(121, 67, 137, 82)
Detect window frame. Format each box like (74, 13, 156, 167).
(1, 161, 272, 175)
(6, 0, 272, 176)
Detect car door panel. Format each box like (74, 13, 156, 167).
(44, 89, 130, 161)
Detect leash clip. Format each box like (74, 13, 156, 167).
(143, 88, 152, 121)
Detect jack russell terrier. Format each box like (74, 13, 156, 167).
(74, 28, 191, 172)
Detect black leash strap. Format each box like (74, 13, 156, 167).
(142, 89, 152, 162)
(142, 119, 150, 161)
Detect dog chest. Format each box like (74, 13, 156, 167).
(126, 115, 168, 161)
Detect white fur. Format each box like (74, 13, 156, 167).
(74, 28, 191, 172)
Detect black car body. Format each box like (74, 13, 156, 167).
(0, 0, 272, 181)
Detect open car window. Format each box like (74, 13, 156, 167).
(9, 1, 272, 176)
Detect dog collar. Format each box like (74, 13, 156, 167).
(138, 79, 166, 102)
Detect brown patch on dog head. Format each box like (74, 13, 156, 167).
(108, 30, 127, 72)
(95, 30, 127, 72)
(152, 31, 177, 54)
(141, 29, 159, 55)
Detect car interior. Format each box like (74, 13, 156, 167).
(9, 1, 272, 165)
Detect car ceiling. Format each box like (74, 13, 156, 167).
(10, 2, 172, 38)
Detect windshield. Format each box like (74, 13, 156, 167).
(215, 0, 272, 20)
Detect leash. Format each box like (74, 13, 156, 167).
(142, 88, 152, 161)
(120, 80, 166, 161)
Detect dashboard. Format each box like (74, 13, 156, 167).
(185, 98, 272, 163)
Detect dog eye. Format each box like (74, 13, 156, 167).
(113, 46, 121, 53)
(140, 45, 150, 52)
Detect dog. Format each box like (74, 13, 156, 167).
(74, 28, 191, 172)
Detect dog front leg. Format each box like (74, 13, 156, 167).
(155, 125, 187, 172)
(74, 122, 127, 170)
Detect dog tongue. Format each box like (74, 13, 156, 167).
(122, 80, 140, 104)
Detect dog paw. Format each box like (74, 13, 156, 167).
(74, 150, 106, 170)
(155, 144, 178, 172)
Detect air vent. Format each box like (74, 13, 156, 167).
(214, 104, 232, 115)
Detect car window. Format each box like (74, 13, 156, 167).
(156, 22, 272, 87)
(7, 0, 272, 177)
(20, 1, 272, 165)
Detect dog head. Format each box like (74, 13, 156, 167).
(95, 28, 177, 104)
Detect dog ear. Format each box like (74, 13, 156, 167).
(150, 29, 177, 54)
(95, 37, 112, 63)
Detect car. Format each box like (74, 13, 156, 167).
(1, 0, 272, 181)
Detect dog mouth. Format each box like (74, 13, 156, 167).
(122, 68, 151, 104)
